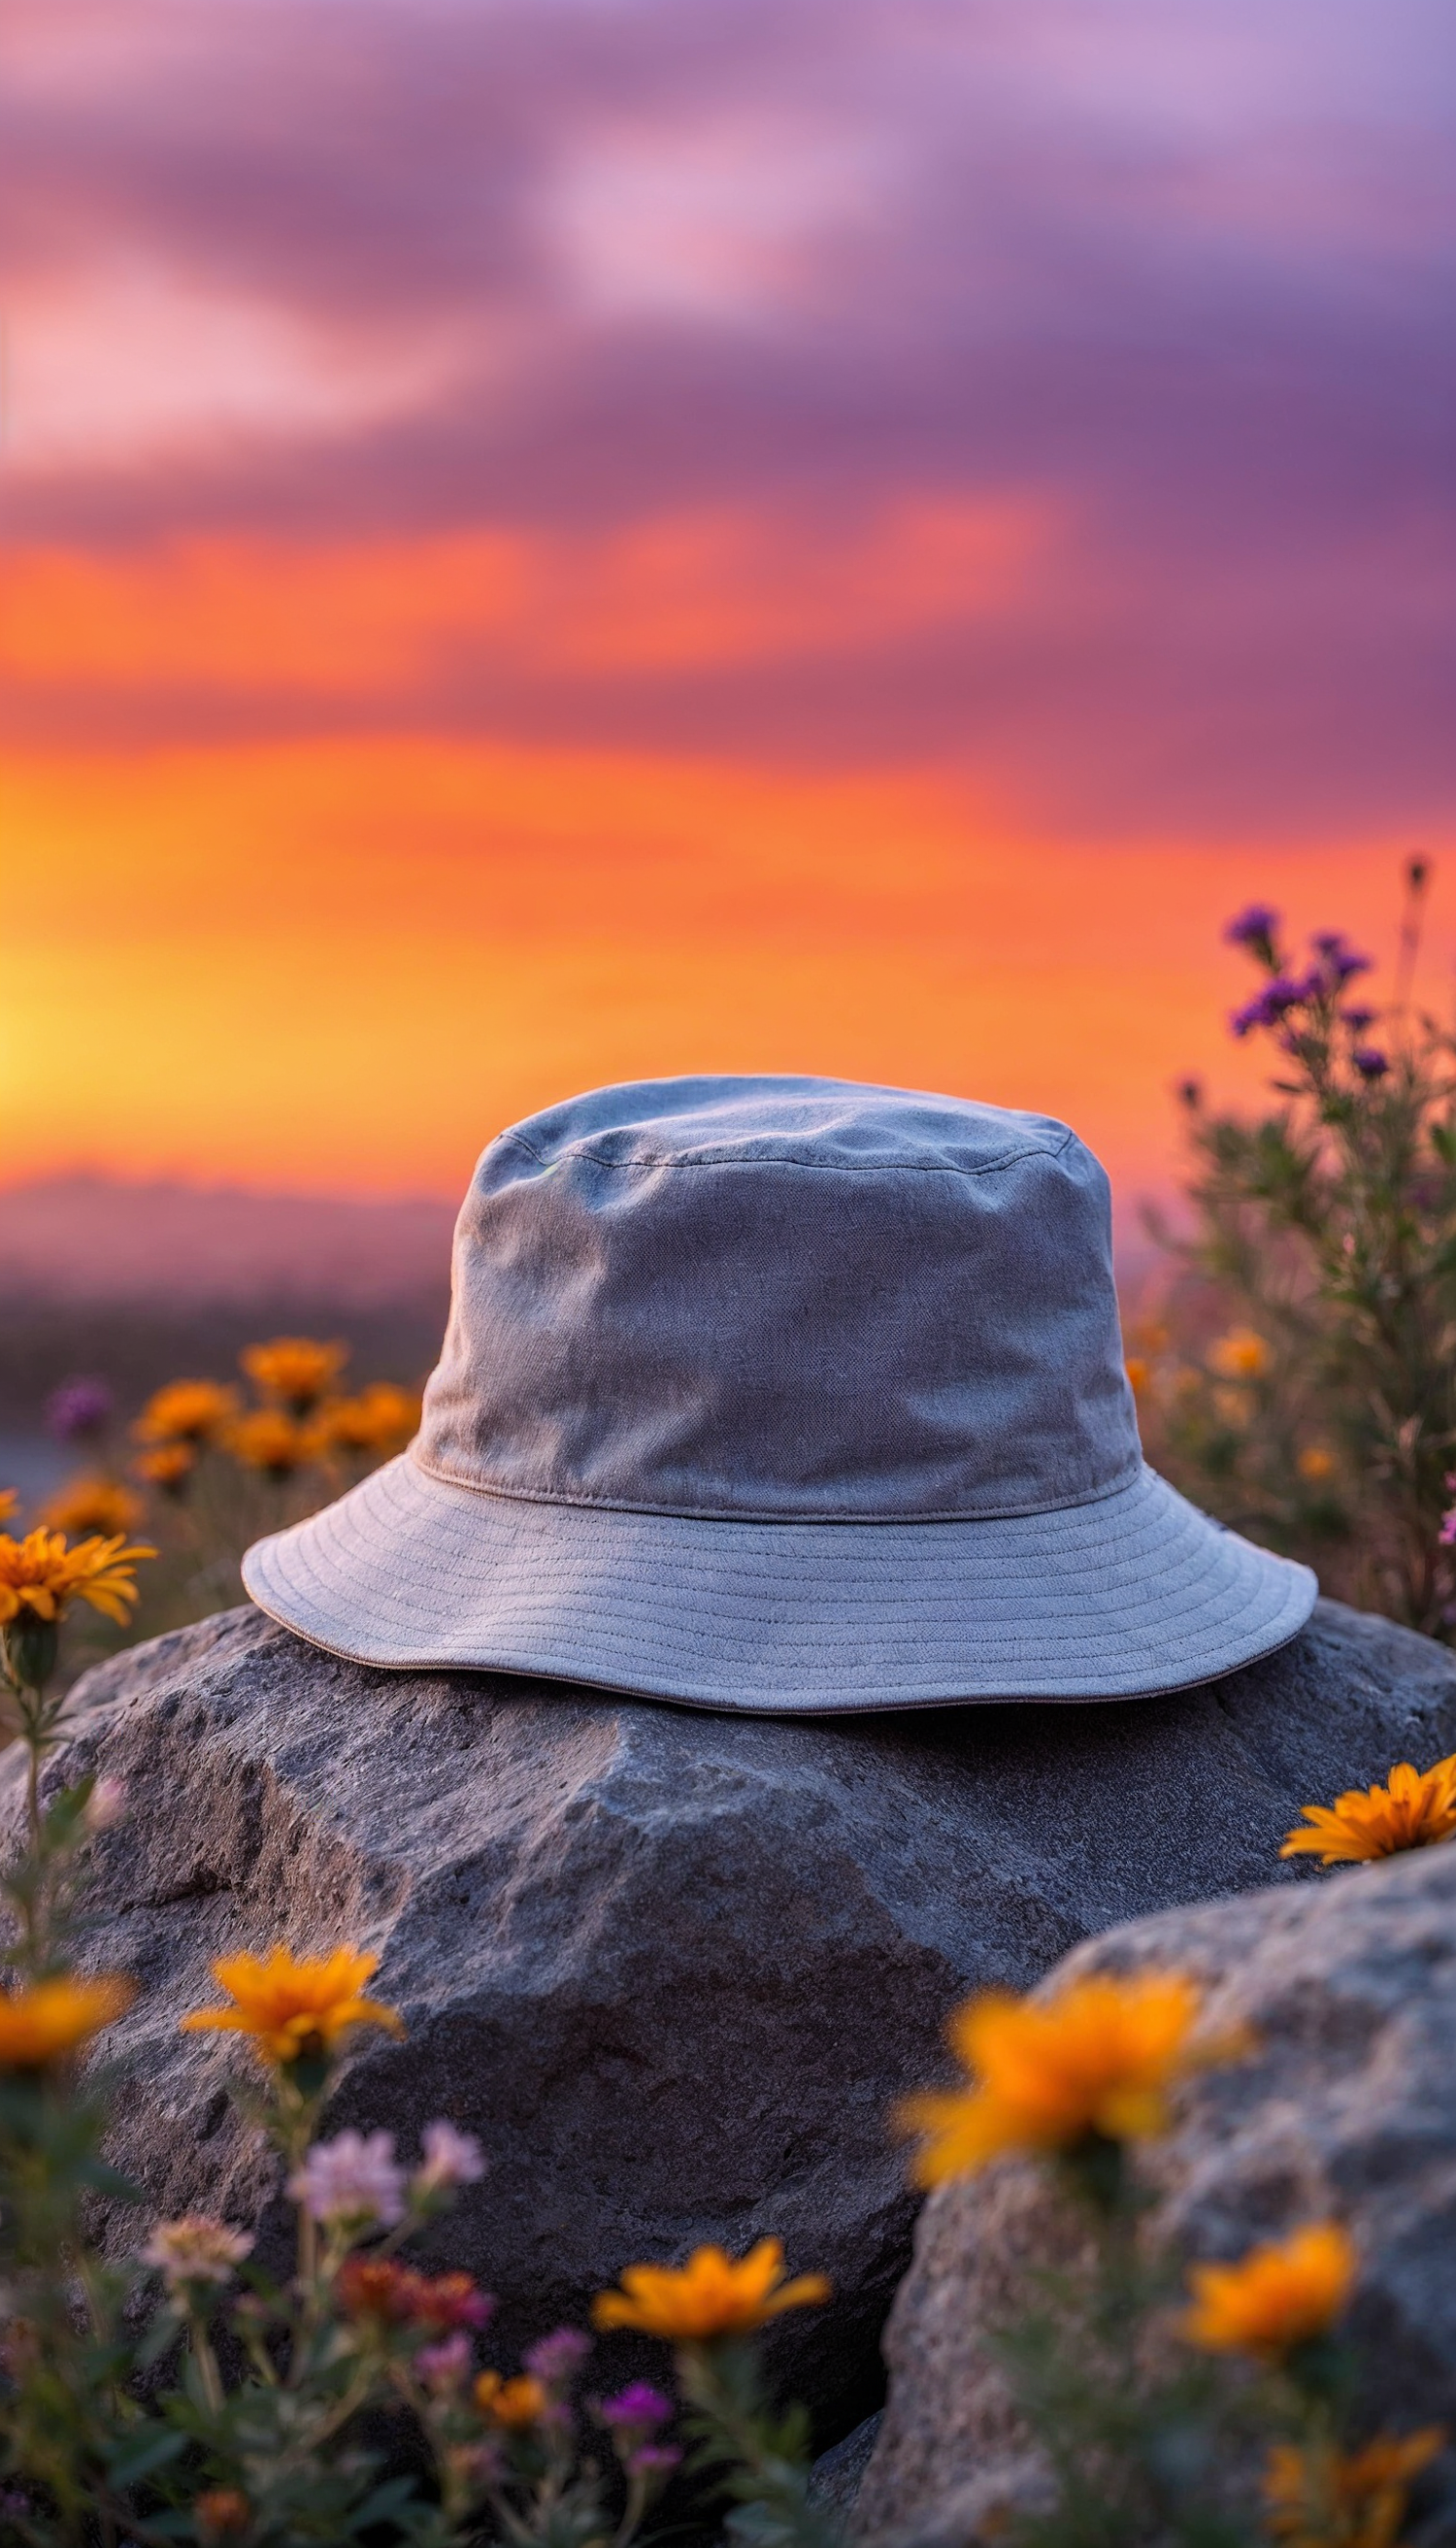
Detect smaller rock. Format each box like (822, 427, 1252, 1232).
(809, 2414, 884, 2519)
(856, 1844, 1456, 2543)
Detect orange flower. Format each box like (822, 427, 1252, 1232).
(474, 2370, 548, 2427)
(1124, 1357, 1150, 1398)
(241, 1337, 348, 1414)
(133, 1442, 196, 1492)
(133, 1379, 238, 1445)
(194, 2490, 250, 2540)
(0, 1490, 16, 1523)
(181, 1943, 403, 2067)
(898, 1971, 1234, 2184)
(1208, 1327, 1271, 1380)
(1263, 2427, 1444, 2547)
(322, 1383, 422, 1459)
(40, 1474, 144, 1539)
(225, 1409, 324, 1478)
(1182, 2223, 1356, 2360)
(1297, 1445, 1337, 1484)
(592, 2239, 830, 2342)
(0, 1528, 155, 1629)
(1281, 1755, 1456, 1866)
(0, 1974, 134, 2069)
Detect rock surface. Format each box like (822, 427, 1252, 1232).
(17, 1594, 1456, 2440)
(856, 1842, 1456, 2543)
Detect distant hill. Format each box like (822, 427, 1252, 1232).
(0, 1175, 457, 1307)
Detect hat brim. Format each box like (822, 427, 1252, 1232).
(241, 1455, 1316, 1713)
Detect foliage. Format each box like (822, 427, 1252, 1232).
(0, 1608, 836, 2548)
(1136, 864, 1456, 1637)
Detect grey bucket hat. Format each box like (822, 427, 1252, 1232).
(244, 1074, 1316, 1712)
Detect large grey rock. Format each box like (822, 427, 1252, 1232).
(20, 1594, 1456, 2441)
(856, 1843, 1456, 2544)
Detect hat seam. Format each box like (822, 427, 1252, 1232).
(495, 1125, 1078, 1178)
(405, 1443, 1145, 1526)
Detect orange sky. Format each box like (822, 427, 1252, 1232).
(3, 0, 1448, 1219)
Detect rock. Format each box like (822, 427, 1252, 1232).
(19, 1593, 1456, 2440)
(855, 1842, 1456, 2543)
(809, 2413, 883, 2517)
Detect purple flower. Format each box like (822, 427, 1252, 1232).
(1342, 1008, 1376, 1034)
(1310, 931, 1373, 986)
(415, 2119, 486, 2193)
(599, 2382, 674, 2432)
(45, 1377, 114, 1442)
(524, 2327, 592, 2385)
(1224, 904, 1280, 956)
(1230, 976, 1304, 1039)
(1352, 1046, 1389, 1080)
(1439, 1507, 1456, 1548)
(288, 2129, 406, 2228)
(414, 2331, 474, 2392)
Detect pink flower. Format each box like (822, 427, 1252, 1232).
(1439, 1507, 1456, 1548)
(524, 2326, 591, 2384)
(415, 2119, 486, 2193)
(414, 2331, 474, 2392)
(627, 2444, 682, 2479)
(599, 2382, 674, 2433)
(289, 2129, 406, 2227)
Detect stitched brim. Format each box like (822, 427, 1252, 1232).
(241, 1455, 1316, 1713)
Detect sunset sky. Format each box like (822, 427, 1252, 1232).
(3, 0, 1451, 1215)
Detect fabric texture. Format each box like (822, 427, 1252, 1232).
(244, 1073, 1316, 1711)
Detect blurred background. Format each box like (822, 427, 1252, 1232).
(2, 0, 1451, 1561)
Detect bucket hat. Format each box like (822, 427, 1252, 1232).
(244, 1074, 1316, 1713)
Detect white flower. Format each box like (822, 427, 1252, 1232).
(140, 2216, 253, 2289)
(415, 2119, 486, 2194)
(289, 2129, 406, 2227)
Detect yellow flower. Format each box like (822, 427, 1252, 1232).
(1208, 1327, 1271, 1380)
(40, 1475, 145, 1540)
(181, 1942, 403, 2067)
(0, 1528, 156, 1628)
(1298, 1444, 1337, 1483)
(474, 2370, 548, 2427)
(1182, 2222, 1356, 2360)
(1263, 2428, 1444, 2547)
(322, 1383, 422, 1459)
(898, 1970, 1230, 2184)
(592, 2239, 831, 2341)
(133, 1379, 239, 1445)
(1281, 1755, 1456, 1866)
(0, 1974, 135, 2069)
(225, 1409, 324, 1478)
(133, 1442, 196, 1492)
(241, 1337, 348, 1414)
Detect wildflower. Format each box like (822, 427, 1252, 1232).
(0, 1974, 134, 2069)
(598, 2382, 675, 2434)
(415, 2331, 475, 2392)
(241, 1337, 348, 1415)
(1298, 1445, 1336, 1483)
(1342, 1007, 1376, 1035)
(1441, 1507, 1456, 1548)
(1310, 931, 1373, 987)
(475, 2369, 549, 2427)
(626, 2444, 682, 2478)
(181, 1941, 403, 2067)
(523, 2327, 591, 2384)
(226, 1409, 322, 1479)
(413, 2272, 494, 2333)
(415, 2117, 486, 2192)
(45, 1377, 114, 1443)
(1232, 978, 1304, 1038)
(336, 2256, 493, 2331)
(1182, 2222, 1356, 2360)
(1225, 905, 1281, 960)
(194, 2489, 251, 2540)
(133, 1379, 238, 1445)
(1208, 1328, 1271, 1380)
(1124, 1356, 1149, 1398)
(0, 1528, 155, 1631)
(323, 1383, 422, 1459)
(140, 2215, 253, 2290)
(132, 1442, 195, 1494)
(40, 1474, 144, 1539)
(898, 1970, 1225, 2183)
(290, 2128, 406, 2228)
(593, 2239, 830, 2341)
(0, 1491, 15, 1524)
(1280, 1755, 1456, 1865)
(1264, 2428, 1445, 2547)
(1352, 1046, 1390, 1080)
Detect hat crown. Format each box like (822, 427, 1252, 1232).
(418, 1075, 1140, 1522)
